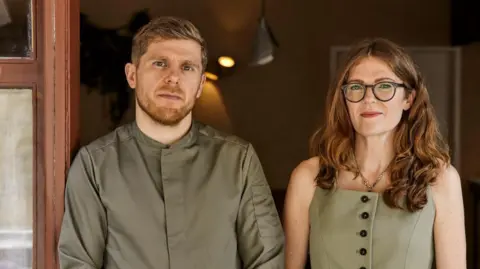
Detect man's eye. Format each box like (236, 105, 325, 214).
(153, 61, 166, 67)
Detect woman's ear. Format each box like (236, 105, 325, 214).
(403, 90, 416, 110)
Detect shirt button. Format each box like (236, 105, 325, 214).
(361, 212, 369, 219)
(361, 195, 369, 202)
(359, 248, 367, 255)
(360, 230, 367, 237)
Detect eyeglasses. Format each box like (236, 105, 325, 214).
(341, 81, 407, 103)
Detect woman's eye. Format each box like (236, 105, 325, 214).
(376, 83, 394, 91)
(349, 84, 363, 91)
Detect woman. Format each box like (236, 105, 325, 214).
(283, 38, 466, 269)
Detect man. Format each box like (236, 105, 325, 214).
(57, 16, 285, 269)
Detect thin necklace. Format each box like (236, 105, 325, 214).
(353, 155, 393, 192)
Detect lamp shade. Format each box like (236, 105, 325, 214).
(0, 0, 11, 27)
(250, 17, 278, 66)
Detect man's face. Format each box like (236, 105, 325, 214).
(125, 38, 205, 126)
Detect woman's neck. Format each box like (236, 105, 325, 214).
(354, 132, 395, 176)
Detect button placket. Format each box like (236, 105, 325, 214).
(358, 194, 371, 267)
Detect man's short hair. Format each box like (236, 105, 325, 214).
(131, 16, 208, 71)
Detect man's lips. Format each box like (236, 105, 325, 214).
(157, 93, 182, 100)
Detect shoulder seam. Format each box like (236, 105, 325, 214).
(197, 129, 249, 149)
(88, 132, 134, 154)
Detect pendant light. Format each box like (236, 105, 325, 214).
(250, 0, 279, 66)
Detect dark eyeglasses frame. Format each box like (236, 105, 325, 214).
(341, 81, 408, 103)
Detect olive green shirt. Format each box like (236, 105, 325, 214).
(57, 121, 285, 269)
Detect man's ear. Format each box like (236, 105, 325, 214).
(196, 74, 206, 99)
(403, 90, 416, 110)
(125, 63, 137, 89)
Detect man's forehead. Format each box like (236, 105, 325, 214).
(145, 39, 201, 59)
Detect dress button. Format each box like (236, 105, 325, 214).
(360, 230, 367, 237)
(359, 248, 367, 255)
(361, 212, 369, 219)
(361, 195, 369, 202)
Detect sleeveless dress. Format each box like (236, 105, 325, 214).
(308, 187, 435, 269)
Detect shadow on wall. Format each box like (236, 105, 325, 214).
(193, 80, 233, 133)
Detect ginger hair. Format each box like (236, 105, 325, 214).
(310, 38, 450, 212)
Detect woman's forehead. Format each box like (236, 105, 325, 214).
(347, 57, 400, 83)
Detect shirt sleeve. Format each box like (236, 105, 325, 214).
(236, 144, 285, 269)
(57, 147, 107, 269)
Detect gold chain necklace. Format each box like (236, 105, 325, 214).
(354, 155, 393, 192)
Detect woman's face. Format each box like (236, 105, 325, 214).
(344, 57, 414, 138)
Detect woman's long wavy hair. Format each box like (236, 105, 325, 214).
(310, 38, 450, 212)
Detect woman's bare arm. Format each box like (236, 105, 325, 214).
(283, 157, 318, 269)
(432, 164, 466, 269)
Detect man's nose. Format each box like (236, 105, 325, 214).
(164, 69, 180, 85)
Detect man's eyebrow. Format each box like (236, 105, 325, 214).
(145, 54, 167, 60)
(183, 60, 200, 68)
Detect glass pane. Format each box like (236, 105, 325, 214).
(0, 0, 32, 58)
(0, 89, 33, 268)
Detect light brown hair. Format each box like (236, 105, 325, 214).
(310, 38, 450, 212)
(131, 16, 208, 71)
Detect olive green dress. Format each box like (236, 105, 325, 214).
(309, 187, 435, 269)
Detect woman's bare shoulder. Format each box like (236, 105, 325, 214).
(431, 163, 462, 203)
(287, 156, 320, 193)
(284, 156, 320, 219)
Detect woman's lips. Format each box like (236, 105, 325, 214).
(360, 111, 382, 118)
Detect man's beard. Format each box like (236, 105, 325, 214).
(136, 85, 197, 126)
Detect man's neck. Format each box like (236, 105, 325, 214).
(136, 112, 193, 145)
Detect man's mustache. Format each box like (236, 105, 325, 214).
(159, 85, 182, 92)
(156, 86, 184, 98)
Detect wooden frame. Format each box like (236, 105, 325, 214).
(0, 0, 79, 268)
(41, 0, 79, 269)
(329, 46, 462, 172)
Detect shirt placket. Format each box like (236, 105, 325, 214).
(161, 149, 188, 269)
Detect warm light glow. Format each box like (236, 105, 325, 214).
(193, 81, 232, 133)
(218, 56, 235, 68)
(205, 72, 218, 81)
